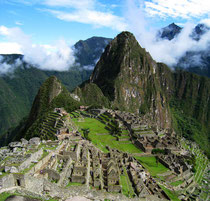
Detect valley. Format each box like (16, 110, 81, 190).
(0, 28, 209, 201)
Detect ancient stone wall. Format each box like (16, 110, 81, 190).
(19, 149, 43, 171)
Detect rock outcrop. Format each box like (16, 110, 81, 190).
(75, 32, 171, 131)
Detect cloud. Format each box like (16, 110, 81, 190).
(125, 0, 210, 67)
(144, 0, 210, 19)
(0, 55, 22, 75)
(0, 26, 76, 72)
(200, 18, 210, 27)
(7, 0, 127, 31)
(46, 9, 126, 31)
(0, 42, 22, 54)
(41, 0, 127, 31)
(43, 0, 94, 9)
(15, 21, 23, 26)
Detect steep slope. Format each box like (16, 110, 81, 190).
(157, 63, 210, 156)
(0, 36, 112, 137)
(74, 31, 210, 156)
(0, 55, 91, 136)
(0, 76, 80, 144)
(74, 36, 112, 68)
(75, 31, 171, 130)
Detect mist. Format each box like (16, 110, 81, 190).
(0, 26, 76, 74)
(124, 0, 210, 68)
(0, 55, 22, 75)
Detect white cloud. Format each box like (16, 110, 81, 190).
(144, 0, 210, 19)
(43, 0, 94, 9)
(200, 18, 210, 27)
(0, 42, 22, 54)
(125, 0, 210, 67)
(46, 9, 126, 31)
(15, 21, 23, 26)
(0, 55, 22, 75)
(42, 0, 127, 31)
(0, 25, 76, 72)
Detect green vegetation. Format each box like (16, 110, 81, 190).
(74, 82, 110, 107)
(4, 76, 81, 142)
(120, 168, 135, 197)
(181, 139, 209, 184)
(171, 102, 209, 157)
(0, 192, 58, 201)
(82, 128, 90, 141)
(135, 156, 169, 177)
(0, 172, 8, 179)
(73, 116, 142, 154)
(170, 180, 184, 187)
(159, 185, 181, 201)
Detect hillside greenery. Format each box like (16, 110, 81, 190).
(0, 76, 81, 143)
(0, 66, 91, 139)
(75, 32, 210, 158)
(0, 36, 112, 139)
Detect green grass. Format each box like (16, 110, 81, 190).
(66, 182, 82, 187)
(0, 192, 58, 201)
(120, 175, 132, 197)
(73, 117, 143, 154)
(170, 180, 184, 187)
(0, 192, 12, 201)
(38, 143, 58, 151)
(120, 168, 135, 197)
(159, 185, 181, 201)
(0, 172, 9, 179)
(135, 156, 169, 177)
(73, 117, 109, 134)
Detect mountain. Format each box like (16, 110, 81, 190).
(0, 60, 91, 138)
(158, 23, 182, 40)
(75, 32, 172, 131)
(0, 36, 111, 138)
(159, 23, 210, 78)
(74, 31, 210, 156)
(1, 32, 210, 157)
(74, 36, 112, 68)
(0, 76, 80, 144)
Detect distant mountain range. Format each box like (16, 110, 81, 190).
(0, 37, 111, 137)
(0, 24, 209, 151)
(158, 23, 210, 77)
(3, 31, 209, 158)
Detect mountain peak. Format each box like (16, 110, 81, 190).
(90, 31, 147, 99)
(160, 23, 182, 40)
(84, 31, 171, 130)
(28, 76, 62, 122)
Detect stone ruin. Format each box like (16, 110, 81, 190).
(0, 108, 199, 200)
(0, 134, 170, 200)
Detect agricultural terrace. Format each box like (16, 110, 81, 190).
(70, 111, 143, 154)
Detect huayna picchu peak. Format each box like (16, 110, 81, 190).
(0, 31, 209, 201)
(76, 31, 172, 130)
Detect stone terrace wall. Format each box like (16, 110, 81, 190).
(19, 149, 43, 171)
(28, 141, 66, 174)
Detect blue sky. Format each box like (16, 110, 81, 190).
(0, 0, 209, 71)
(1, 0, 209, 44)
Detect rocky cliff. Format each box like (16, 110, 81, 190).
(74, 31, 210, 156)
(75, 32, 171, 130)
